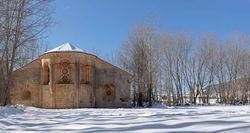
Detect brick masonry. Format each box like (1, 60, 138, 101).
(10, 52, 131, 108)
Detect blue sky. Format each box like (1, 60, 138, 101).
(48, 0, 250, 57)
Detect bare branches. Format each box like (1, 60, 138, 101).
(0, 0, 54, 105)
(118, 23, 250, 106)
(118, 23, 161, 107)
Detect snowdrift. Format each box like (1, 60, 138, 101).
(0, 104, 250, 132)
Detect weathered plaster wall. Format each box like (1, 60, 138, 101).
(10, 52, 131, 108)
(94, 58, 131, 108)
(10, 59, 41, 107)
(40, 52, 96, 108)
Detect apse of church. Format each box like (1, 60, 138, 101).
(10, 43, 131, 108)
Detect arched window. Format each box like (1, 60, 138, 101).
(85, 65, 90, 84)
(81, 64, 91, 84)
(43, 63, 50, 85)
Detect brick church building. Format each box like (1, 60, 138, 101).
(10, 43, 131, 108)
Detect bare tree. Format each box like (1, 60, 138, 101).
(118, 23, 161, 107)
(162, 33, 192, 105)
(0, 0, 54, 105)
(224, 33, 250, 104)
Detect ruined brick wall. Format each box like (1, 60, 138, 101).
(10, 59, 41, 107)
(10, 52, 131, 108)
(113, 69, 131, 107)
(94, 58, 131, 108)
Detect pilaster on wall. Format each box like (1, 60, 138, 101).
(74, 58, 80, 108)
(91, 65, 95, 108)
(51, 62, 56, 108)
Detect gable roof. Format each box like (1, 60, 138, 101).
(45, 42, 83, 53)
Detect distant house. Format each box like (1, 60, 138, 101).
(10, 43, 131, 108)
(195, 78, 250, 104)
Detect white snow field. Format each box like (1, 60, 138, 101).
(1, 105, 250, 133)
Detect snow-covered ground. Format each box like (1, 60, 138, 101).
(1, 105, 250, 133)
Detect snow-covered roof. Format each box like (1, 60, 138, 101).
(45, 42, 84, 53)
(42, 42, 131, 75)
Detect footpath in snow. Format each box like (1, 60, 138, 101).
(0, 104, 250, 133)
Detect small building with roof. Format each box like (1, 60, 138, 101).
(10, 43, 131, 108)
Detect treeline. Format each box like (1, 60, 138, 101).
(0, 0, 53, 105)
(118, 23, 250, 107)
